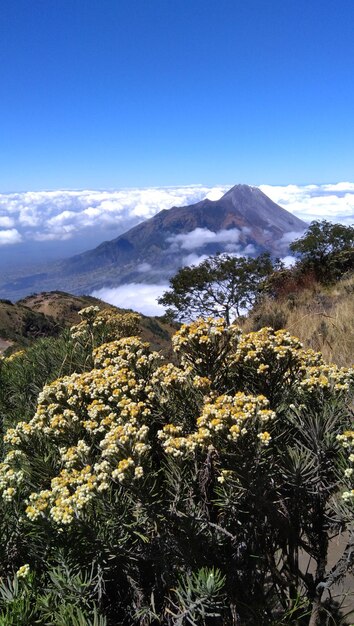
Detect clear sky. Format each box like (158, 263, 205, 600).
(1, 0, 353, 191)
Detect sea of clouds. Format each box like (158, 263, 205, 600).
(1, 182, 353, 315)
(0, 186, 226, 251)
(1, 182, 354, 250)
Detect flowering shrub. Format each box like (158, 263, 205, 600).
(1, 335, 159, 525)
(70, 306, 140, 347)
(0, 311, 353, 625)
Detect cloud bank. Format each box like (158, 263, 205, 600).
(0, 185, 229, 249)
(0, 182, 353, 253)
(0, 228, 22, 245)
(92, 283, 168, 317)
(167, 227, 257, 268)
(168, 227, 243, 251)
(259, 182, 354, 226)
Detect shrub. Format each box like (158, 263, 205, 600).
(0, 310, 353, 624)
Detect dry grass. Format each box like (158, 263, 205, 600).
(244, 275, 354, 367)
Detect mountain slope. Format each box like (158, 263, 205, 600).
(0, 291, 176, 357)
(0, 185, 306, 300)
(243, 273, 354, 367)
(0, 298, 59, 348)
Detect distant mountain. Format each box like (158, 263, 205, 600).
(0, 185, 306, 301)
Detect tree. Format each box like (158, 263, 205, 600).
(290, 220, 354, 281)
(158, 253, 274, 324)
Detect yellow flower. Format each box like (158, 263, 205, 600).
(258, 431, 271, 445)
(16, 564, 30, 579)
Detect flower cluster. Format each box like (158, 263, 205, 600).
(172, 318, 241, 372)
(70, 306, 140, 345)
(173, 317, 229, 350)
(299, 364, 354, 394)
(16, 564, 30, 579)
(158, 392, 275, 458)
(337, 430, 354, 501)
(0, 335, 157, 524)
(93, 336, 159, 371)
(231, 327, 322, 371)
(0, 449, 25, 501)
(4, 349, 26, 363)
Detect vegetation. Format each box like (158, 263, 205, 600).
(245, 273, 354, 367)
(159, 253, 275, 324)
(159, 221, 354, 327)
(243, 219, 354, 367)
(0, 306, 354, 625)
(289, 220, 354, 282)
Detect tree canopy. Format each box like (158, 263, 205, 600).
(290, 220, 354, 281)
(158, 253, 275, 324)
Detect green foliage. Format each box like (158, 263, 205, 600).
(0, 333, 80, 428)
(158, 253, 274, 323)
(0, 566, 106, 626)
(36, 563, 106, 626)
(166, 567, 226, 625)
(290, 220, 354, 281)
(0, 574, 36, 626)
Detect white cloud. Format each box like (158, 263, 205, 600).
(137, 262, 152, 272)
(279, 230, 306, 245)
(182, 253, 210, 267)
(33, 227, 75, 241)
(281, 255, 297, 268)
(0, 216, 14, 228)
(224, 243, 241, 252)
(205, 187, 226, 201)
(0, 228, 22, 245)
(0, 185, 230, 247)
(243, 243, 256, 255)
(48, 210, 77, 226)
(259, 183, 354, 225)
(169, 227, 241, 250)
(322, 182, 354, 193)
(91, 283, 169, 317)
(168, 226, 260, 260)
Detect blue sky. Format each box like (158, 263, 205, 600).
(1, 0, 354, 191)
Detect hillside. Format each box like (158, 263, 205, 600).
(0, 298, 59, 348)
(244, 273, 354, 367)
(0, 291, 176, 356)
(0, 185, 306, 301)
(18, 291, 106, 326)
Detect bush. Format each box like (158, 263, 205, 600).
(0, 310, 353, 624)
